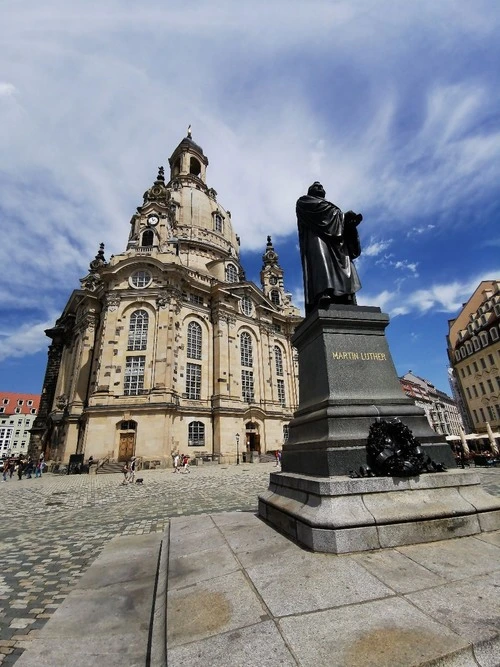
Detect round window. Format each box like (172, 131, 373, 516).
(130, 270, 153, 289)
(241, 296, 253, 316)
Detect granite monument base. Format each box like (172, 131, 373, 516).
(258, 304, 500, 552)
(281, 304, 456, 477)
(258, 470, 500, 553)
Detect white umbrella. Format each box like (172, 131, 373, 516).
(459, 428, 470, 457)
(485, 422, 499, 456)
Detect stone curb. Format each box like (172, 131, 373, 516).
(148, 526, 169, 667)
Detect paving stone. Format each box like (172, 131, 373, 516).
(1, 465, 499, 666)
(279, 596, 469, 667)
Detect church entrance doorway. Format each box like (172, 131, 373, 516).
(245, 421, 260, 454)
(117, 420, 136, 461)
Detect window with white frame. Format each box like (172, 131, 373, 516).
(130, 270, 152, 289)
(27, 400, 33, 406)
(187, 321, 202, 360)
(241, 370, 255, 402)
(241, 296, 253, 317)
(240, 332, 253, 367)
(127, 310, 149, 351)
(225, 263, 238, 283)
(277, 379, 286, 406)
(274, 346, 284, 376)
(124, 356, 146, 396)
(283, 424, 289, 443)
(186, 363, 201, 400)
(188, 421, 205, 447)
(270, 289, 280, 305)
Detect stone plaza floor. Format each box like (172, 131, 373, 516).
(1, 463, 500, 665)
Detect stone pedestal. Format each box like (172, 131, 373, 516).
(259, 470, 500, 553)
(259, 304, 500, 552)
(282, 305, 455, 476)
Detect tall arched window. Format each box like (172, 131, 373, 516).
(127, 310, 149, 351)
(187, 321, 202, 360)
(270, 289, 280, 305)
(274, 346, 284, 376)
(226, 264, 238, 283)
(188, 421, 205, 447)
(240, 332, 253, 367)
(141, 229, 154, 247)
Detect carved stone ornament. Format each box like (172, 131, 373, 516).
(353, 418, 447, 478)
(80, 273, 102, 292)
(55, 394, 68, 410)
(156, 292, 170, 309)
(105, 293, 121, 312)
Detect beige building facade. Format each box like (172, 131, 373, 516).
(30, 134, 301, 466)
(399, 372, 464, 437)
(447, 280, 500, 434)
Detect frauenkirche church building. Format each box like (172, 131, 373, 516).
(30, 132, 301, 466)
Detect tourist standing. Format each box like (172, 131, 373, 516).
(173, 453, 180, 473)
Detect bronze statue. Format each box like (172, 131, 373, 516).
(296, 182, 363, 314)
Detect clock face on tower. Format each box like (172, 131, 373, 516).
(269, 276, 278, 285)
(147, 214, 159, 226)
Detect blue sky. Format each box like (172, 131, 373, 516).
(1, 0, 500, 395)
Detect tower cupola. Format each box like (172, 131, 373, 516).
(168, 127, 209, 185)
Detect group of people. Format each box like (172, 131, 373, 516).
(2, 453, 45, 481)
(172, 453, 191, 473)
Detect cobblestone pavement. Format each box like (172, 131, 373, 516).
(1, 464, 499, 665)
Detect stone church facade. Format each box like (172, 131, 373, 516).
(29, 134, 301, 466)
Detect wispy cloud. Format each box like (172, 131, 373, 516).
(0, 318, 57, 362)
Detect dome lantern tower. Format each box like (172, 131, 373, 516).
(168, 127, 209, 186)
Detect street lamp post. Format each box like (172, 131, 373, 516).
(236, 433, 240, 465)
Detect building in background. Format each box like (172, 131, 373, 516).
(29, 132, 301, 466)
(399, 372, 463, 437)
(0, 393, 40, 459)
(447, 280, 500, 434)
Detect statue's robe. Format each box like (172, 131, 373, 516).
(296, 194, 361, 312)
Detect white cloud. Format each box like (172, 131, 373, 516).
(361, 269, 500, 317)
(0, 318, 56, 362)
(0, 82, 16, 97)
(364, 239, 393, 257)
(1, 0, 500, 367)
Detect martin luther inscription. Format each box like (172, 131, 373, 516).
(332, 351, 387, 361)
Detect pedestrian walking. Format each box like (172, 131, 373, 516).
(275, 450, 282, 467)
(2, 459, 10, 482)
(127, 457, 137, 483)
(34, 460, 42, 478)
(121, 462, 129, 484)
(17, 457, 24, 480)
(87, 455, 94, 474)
(182, 454, 190, 473)
(173, 453, 180, 473)
(25, 458, 34, 479)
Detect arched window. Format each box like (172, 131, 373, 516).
(240, 332, 253, 367)
(127, 310, 149, 351)
(226, 263, 238, 283)
(188, 421, 205, 447)
(189, 157, 201, 176)
(480, 332, 489, 347)
(141, 229, 154, 247)
(274, 346, 284, 376)
(270, 289, 280, 305)
(187, 321, 202, 360)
